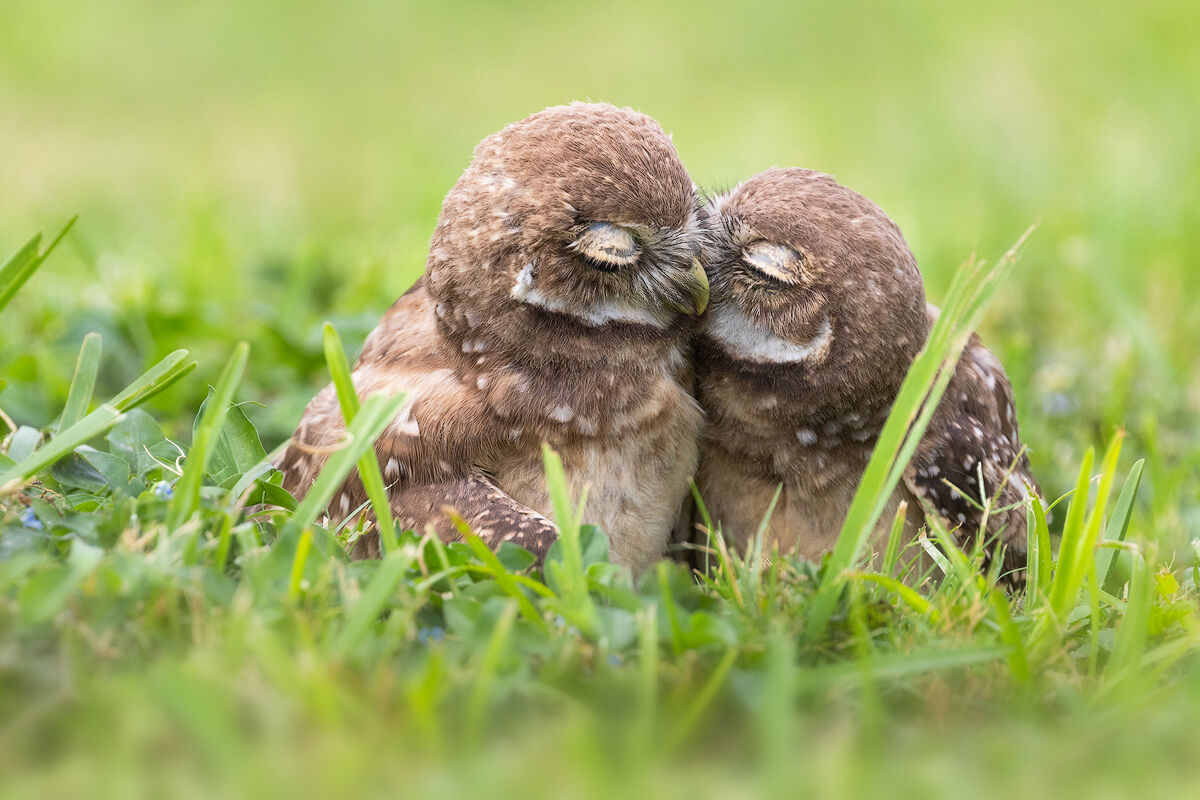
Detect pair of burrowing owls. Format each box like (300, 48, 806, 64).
(280, 102, 1037, 584)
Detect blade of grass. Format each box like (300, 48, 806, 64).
(287, 529, 313, 602)
(880, 501, 908, 578)
(1097, 459, 1145, 590)
(805, 230, 1033, 643)
(988, 586, 1030, 683)
(454, 518, 548, 631)
(323, 322, 400, 556)
(328, 548, 417, 657)
(285, 393, 409, 536)
(847, 571, 939, 623)
(110, 350, 198, 412)
(1049, 434, 1123, 620)
(58, 333, 102, 433)
(1105, 549, 1154, 687)
(1029, 494, 1053, 602)
(632, 608, 659, 760)
(0, 404, 124, 496)
(804, 645, 1011, 687)
(166, 342, 250, 530)
(1045, 448, 1094, 619)
(666, 646, 739, 753)
(0, 216, 77, 315)
(541, 443, 596, 631)
(466, 600, 518, 747)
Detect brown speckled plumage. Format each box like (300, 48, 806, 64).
(279, 103, 709, 572)
(691, 168, 1037, 586)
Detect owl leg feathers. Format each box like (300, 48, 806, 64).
(350, 474, 559, 562)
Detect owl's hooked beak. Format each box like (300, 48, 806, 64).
(666, 258, 710, 316)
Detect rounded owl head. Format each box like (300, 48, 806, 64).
(699, 167, 930, 412)
(425, 103, 709, 362)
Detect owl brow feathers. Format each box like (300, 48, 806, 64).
(509, 262, 675, 328)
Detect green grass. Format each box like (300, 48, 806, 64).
(2, 1, 1200, 796)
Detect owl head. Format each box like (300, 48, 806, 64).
(425, 103, 709, 361)
(698, 167, 930, 414)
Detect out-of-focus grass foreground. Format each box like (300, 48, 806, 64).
(3, 1, 1199, 797)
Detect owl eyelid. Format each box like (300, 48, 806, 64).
(568, 221, 643, 269)
(740, 240, 805, 286)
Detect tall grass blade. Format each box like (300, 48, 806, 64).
(328, 548, 416, 657)
(667, 646, 738, 752)
(323, 322, 401, 555)
(1048, 435, 1123, 620)
(166, 342, 250, 530)
(0, 216, 77, 315)
(847, 571, 939, 622)
(1106, 549, 1153, 686)
(804, 230, 1032, 643)
(58, 333, 102, 433)
(1029, 495, 1053, 602)
(541, 443, 596, 630)
(1097, 459, 1145, 590)
(285, 393, 408, 536)
(0, 405, 124, 497)
(110, 350, 199, 412)
(466, 601, 518, 747)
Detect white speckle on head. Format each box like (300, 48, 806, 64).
(549, 403, 574, 423)
(386, 458, 400, 478)
(339, 494, 350, 515)
(928, 464, 940, 476)
(706, 305, 834, 364)
(796, 429, 818, 445)
(476, 374, 489, 390)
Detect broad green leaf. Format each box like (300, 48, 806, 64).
(193, 391, 267, 488)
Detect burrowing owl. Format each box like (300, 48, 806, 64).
(691, 167, 1036, 585)
(280, 103, 710, 574)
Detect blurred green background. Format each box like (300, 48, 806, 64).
(4, 1, 1200, 796)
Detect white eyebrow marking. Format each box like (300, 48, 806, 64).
(510, 263, 671, 328)
(705, 304, 834, 364)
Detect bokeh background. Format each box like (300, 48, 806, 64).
(2, 1, 1200, 794)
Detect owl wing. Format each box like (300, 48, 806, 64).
(279, 279, 560, 562)
(902, 332, 1038, 588)
(348, 473, 559, 560)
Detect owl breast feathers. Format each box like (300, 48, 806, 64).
(691, 167, 1038, 587)
(279, 102, 709, 575)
